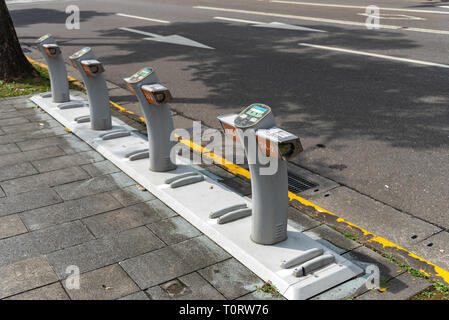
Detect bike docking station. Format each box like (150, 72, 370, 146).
(68, 47, 113, 129)
(28, 36, 363, 298)
(32, 34, 86, 110)
(216, 105, 363, 298)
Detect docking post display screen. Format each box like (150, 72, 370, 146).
(36, 34, 51, 43)
(127, 68, 153, 84)
(234, 104, 271, 129)
(70, 47, 91, 60)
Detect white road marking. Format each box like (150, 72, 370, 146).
(214, 16, 263, 24)
(195, 6, 449, 35)
(214, 16, 326, 32)
(299, 43, 449, 69)
(357, 13, 425, 21)
(116, 13, 170, 24)
(119, 27, 156, 37)
(7, 0, 49, 3)
(6, 0, 60, 4)
(119, 27, 214, 49)
(270, 1, 449, 15)
(403, 27, 449, 35)
(255, 22, 326, 32)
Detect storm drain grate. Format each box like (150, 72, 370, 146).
(288, 172, 319, 194)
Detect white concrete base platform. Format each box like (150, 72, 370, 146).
(30, 93, 364, 300)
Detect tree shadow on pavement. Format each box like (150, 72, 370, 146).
(91, 21, 447, 152)
(12, 12, 449, 216)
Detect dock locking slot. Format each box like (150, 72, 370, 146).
(217, 208, 252, 225)
(100, 130, 131, 141)
(125, 149, 150, 161)
(292, 254, 335, 277)
(280, 248, 324, 269)
(74, 115, 90, 123)
(165, 172, 204, 188)
(209, 203, 248, 219)
(57, 100, 86, 110)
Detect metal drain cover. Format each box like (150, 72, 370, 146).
(288, 171, 319, 194)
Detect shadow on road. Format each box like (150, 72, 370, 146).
(12, 8, 449, 190)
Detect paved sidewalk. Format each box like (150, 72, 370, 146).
(0, 95, 432, 300)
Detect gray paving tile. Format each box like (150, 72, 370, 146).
(119, 291, 149, 300)
(25, 112, 56, 123)
(0, 233, 36, 267)
(147, 216, 202, 245)
(0, 188, 62, 216)
(311, 274, 371, 300)
(53, 172, 135, 200)
(5, 282, 69, 300)
(0, 119, 60, 134)
(3, 98, 36, 107)
(20, 193, 122, 231)
(198, 258, 264, 300)
(0, 256, 58, 299)
(220, 177, 252, 196)
(47, 226, 165, 279)
(287, 206, 321, 232)
(0, 166, 90, 196)
(0, 220, 94, 267)
(0, 162, 38, 182)
(31, 151, 104, 173)
(0, 143, 20, 155)
(342, 245, 406, 282)
(0, 109, 36, 120)
(120, 236, 230, 289)
(0, 215, 27, 239)
(0, 127, 68, 145)
(237, 291, 285, 300)
(63, 264, 139, 300)
(0, 187, 4, 198)
(199, 164, 235, 180)
(304, 224, 361, 255)
(356, 272, 431, 300)
(81, 160, 120, 177)
(146, 272, 225, 300)
(16, 135, 89, 153)
(145, 199, 178, 219)
(58, 140, 93, 154)
(0, 116, 29, 128)
(31, 220, 94, 254)
(109, 185, 156, 206)
(0, 106, 16, 114)
(83, 201, 176, 238)
(0, 104, 15, 112)
(0, 146, 65, 168)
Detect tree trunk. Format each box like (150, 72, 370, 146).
(0, 0, 39, 81)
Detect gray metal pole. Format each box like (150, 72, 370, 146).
(235, 112, 288, 245)
(218, 104, 303, 245)
(69, 47, 111, 130)
(124, 68, 176, 172)
(35, 34, 70, 103)
(247, 155, 289, 245)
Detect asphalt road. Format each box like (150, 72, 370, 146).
(8, 0, 449, 230)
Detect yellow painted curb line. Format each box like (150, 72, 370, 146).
(175, 135, 449, 283)
(27, 55, 449, 285)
